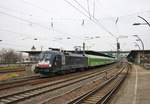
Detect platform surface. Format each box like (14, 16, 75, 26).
(110, 64, 150, 104)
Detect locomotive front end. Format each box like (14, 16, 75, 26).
(34, 51, 53, 75)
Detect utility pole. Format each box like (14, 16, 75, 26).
(116, 35, 128, 60)
(116, 38, 120, 60)
(83, 42, 85, 55)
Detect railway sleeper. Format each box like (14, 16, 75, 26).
(0, 65, 122, 104)
(0, 99, 12, 103)
(71, 67, 127, 104)
(13, 95, 24, 99)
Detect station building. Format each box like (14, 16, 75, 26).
(21, 47, 150, 69)
(21, 47, 114, 63)
(20, 46, 41, 63)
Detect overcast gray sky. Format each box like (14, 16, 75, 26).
(0, 0, 150, 51)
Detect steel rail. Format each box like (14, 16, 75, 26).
(0, 75, 41, 90)
(0, 69, 25, 74)
(0, 66, 121, 104)
(38, 66, 124, 104)
(0, 64, 116, 91)
(100, 64, 129, 104)
(67, 64, 128, 104)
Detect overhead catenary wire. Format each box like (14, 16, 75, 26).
(64, 0, 91, 20)
(1, 0, 149, 24)
(92, 0, 95, 18)
(70, 0, 116, 37)
(17, 1, 88, 39)
(0, 1, 83, 38)
(0, 0, 141, 50)
(0, 6, 26, 15)
(0, 38, 36, 50)
(21, 0, 150, 21)
(0, 4, 99, 22)
(86, 0, 92, 19)
(22, 0, 51, 15)
(0, 13, 72, 43)
(1, 0, 119, 22)
(0, 28, 39, 40)
(2, 0, 148, 39)
(0, 2, 120, 23)
(0, 28, 77, 43)
(74, 0, 115, 37)
(0, 12, 84, 46)
(2, 0, 148, 45)
(0, 29, 73, 49)
(64, 0, 116, 38)
(0, 10, 81, 39)
(0, 11, 50, 30)
(73, 0, 90, 16)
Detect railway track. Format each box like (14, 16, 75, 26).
(67, 64, 129, 104)
(0, 63, 117, 91)
(0, 75, 41, 90)
(38, 63, 130, 104)
(0, 65, 121, 104)
(0, 69, 25, 74)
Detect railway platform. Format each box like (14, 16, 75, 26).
(110, 64, 150, 104)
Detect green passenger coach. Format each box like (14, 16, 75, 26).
(86, 54, 114, 67)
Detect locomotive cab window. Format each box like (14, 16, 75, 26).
(54, 55, 61, 67)
(39, 52, 52, 61)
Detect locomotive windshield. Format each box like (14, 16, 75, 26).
(39, 52, 52, 61)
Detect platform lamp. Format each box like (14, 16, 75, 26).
(133, 42, 141, 50)
(132, 16, 149, 66)
(133, 16, 150, 27)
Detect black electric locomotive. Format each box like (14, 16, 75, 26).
(34, 51, 87, 75)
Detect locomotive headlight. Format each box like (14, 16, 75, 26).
(49, 64, 52, 67)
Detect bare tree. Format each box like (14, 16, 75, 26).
(0, 48, 23, 64)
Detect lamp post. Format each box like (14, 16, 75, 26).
(133, 16, 150, 27)
(116, 38, 120, 60)
(133, 23, 148, 26)
(133, 42, 141, 50)
(132, 16, 149, 66)
(133, 35, 144, 65)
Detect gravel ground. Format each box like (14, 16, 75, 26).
(0, 67, 32, 81)
(0, 63, 118, 104)
(0, 71, 26, 81)
(39, 76, 105, 104)
(0, 64, 117, 96)
(0, 67, 106, 96)
(17, 72, 106, 104)
(21, 68, 119, 104)
(110, 64, 150, 104)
